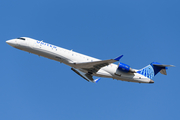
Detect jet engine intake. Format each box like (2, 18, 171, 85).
(117, 62, 135, 73)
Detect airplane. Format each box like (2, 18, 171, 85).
(6, 37, 174, 84)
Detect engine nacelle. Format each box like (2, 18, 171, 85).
(117, 62, 135, 73)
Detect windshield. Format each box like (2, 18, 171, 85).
(17, 37, 25, 40)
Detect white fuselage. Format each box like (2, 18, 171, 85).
(6, 37, 152, 83)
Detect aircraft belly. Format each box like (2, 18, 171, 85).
(113, 74, 150, 83)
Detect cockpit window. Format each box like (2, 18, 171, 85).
(17, 37, 25, 40)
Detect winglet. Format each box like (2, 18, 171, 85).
(94, 78, 101, 83)
(114, 55, 123, 61)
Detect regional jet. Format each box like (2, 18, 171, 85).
(6, 37, 174, 83)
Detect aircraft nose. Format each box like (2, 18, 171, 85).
(6, 39, 17, 47)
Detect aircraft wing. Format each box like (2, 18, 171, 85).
(71, 68, 101, 83)
(74, 55, 123, 73)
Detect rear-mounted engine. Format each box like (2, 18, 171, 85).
(117, 62, 136, 73)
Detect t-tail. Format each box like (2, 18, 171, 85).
(137, 62, 175, 81)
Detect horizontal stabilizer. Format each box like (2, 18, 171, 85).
(153, 64, 175, 67)
(153, 63, 175, 75)
(160, 69, 167, 75)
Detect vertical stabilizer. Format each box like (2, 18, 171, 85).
(137, 62, 174, 79)
(137, 64, 155, 79)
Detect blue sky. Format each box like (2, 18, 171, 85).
(1, 0, 180, 120)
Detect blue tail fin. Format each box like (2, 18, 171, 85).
(137, 62, 174, 79)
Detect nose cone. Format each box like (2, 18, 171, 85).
(6, 39, 17, 47)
